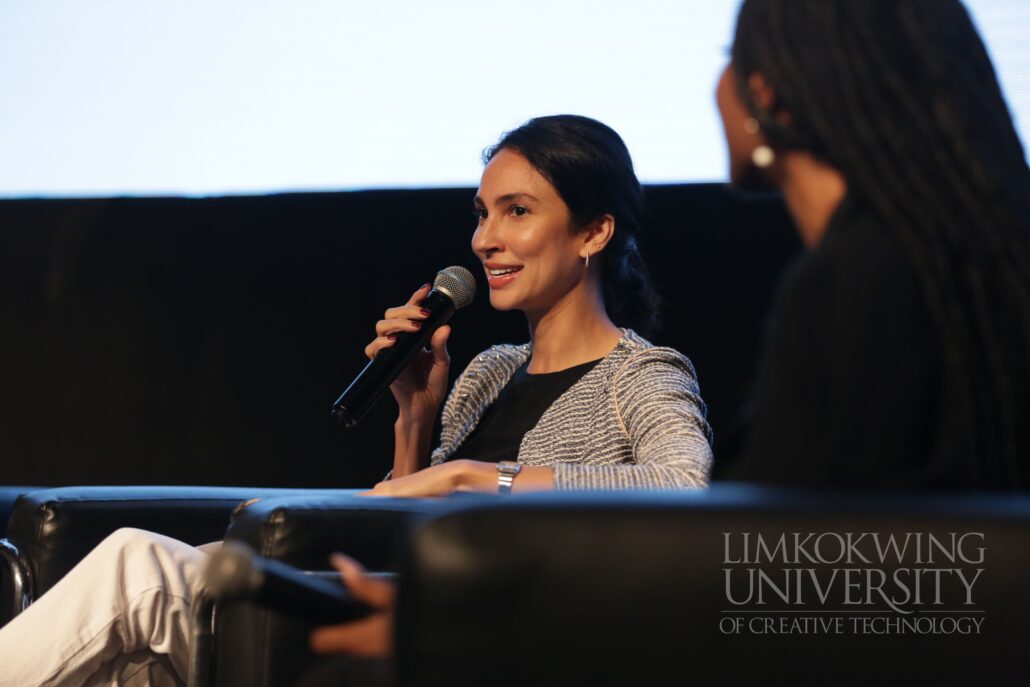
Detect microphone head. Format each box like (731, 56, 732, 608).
(204, 541, 264, 600)
(434, 265, 477, 309)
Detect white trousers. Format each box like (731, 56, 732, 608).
(0, 528, 213, 687)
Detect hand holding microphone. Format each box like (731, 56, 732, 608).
(201, 542, 397, 660)
(332, 266, 476, 427)
(203, 542, 380, 625)
(366, 283, 453, 424)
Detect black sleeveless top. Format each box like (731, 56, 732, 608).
(448, 358, 601, 463)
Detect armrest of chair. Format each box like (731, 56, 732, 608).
(213, 492, 459, 687)
(224, 491, 448, 570)
(396, 486, 1030, 686)
(0, 487, 45, 539)
(0, 486, 46, 625)
(5, 486, 328, 600)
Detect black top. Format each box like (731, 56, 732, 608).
(449, 358, 601, 464)
(715, 193, 974, 488)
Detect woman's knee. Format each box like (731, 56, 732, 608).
(92, 528, 196, 574)
(90, 528, 205, 597)
(97, 527, 166, 555)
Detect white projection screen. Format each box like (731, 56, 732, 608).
(0, 0, 1028, 197)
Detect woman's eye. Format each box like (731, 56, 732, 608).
(473, 208, 487, 221)
(511, 205, 528, 217)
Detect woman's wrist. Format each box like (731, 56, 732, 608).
(391, 414, 436, 477)
(450, 460, 498, 492)
(395, 401, 440, 428)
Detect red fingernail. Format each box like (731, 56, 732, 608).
(420, 309, 431, 317)
(387, 334, 396, 340)
(411, 321, 422, 329)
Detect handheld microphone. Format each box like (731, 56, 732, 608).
(203, 541, 380, 624)
(331, 265, 477, 427)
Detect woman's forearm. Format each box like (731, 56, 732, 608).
(450, 461, 554, 493)
(509, 465, 554, 493)
(391, 412, 436, 478)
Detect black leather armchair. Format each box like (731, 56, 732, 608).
(396, 487, 1030, 686)
(0, 484, 458, 686)
(0, 486, 45, 624)
(0, 486, 330, 627)
(0, 487, 42, 538)
(211, 491, 450, 687)
(11, 485, 1028, 685)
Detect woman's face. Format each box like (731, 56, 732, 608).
(472, 148, 586, 316)
(715, 63, 755, 186)
(717, 62, 783, 191)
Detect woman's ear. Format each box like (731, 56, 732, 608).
(748, 72, 792, 126)
(747, 72, 775, 111)
(582, 214, 616, 258)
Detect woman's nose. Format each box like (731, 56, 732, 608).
(471, 218, 501, 257)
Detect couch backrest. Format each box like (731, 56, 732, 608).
(398, 486, 1030, 685)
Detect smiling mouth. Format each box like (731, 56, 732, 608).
(485, 265, 523, 288)
(487, 266, 523, 277)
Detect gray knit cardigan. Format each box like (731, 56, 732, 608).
(430, 329, 713, 489)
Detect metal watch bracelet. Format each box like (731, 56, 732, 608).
(496, 461, 522, 495)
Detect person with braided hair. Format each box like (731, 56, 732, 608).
(713, 0, 1030, 488)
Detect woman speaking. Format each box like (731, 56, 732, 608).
(362, 114, 712, 497)
(0, 115, 711, 686)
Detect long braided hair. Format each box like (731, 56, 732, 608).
(733, 0, 1030, 488)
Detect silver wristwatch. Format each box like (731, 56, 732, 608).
(496, 461, 522, 495)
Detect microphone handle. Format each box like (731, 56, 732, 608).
(331, 288, 456, 426)
(252, 556, 375, 624)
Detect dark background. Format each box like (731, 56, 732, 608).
(0, 184, 798, 488)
